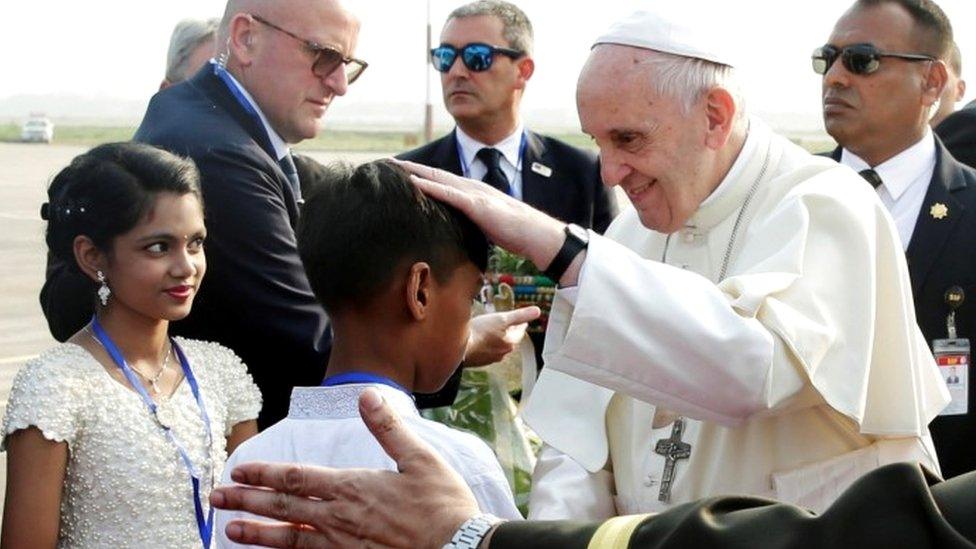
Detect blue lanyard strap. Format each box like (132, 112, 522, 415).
(213, 63, 277, 161)
(321, 371, 411, 396)
(457, 130, 528, 198)
(214, 63, 261, 121)
(90, 316, 215, 549)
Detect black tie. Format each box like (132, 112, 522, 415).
(279, 153, 304, 204)
(476, 147, 512, 195)
(859, 168, 883, 189)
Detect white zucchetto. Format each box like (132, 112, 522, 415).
(593, 7, 737, 68)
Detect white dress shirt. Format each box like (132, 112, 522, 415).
(840, 132, 936, 251)
(215, 383, 521, 547)
(456, 124, 526, 199)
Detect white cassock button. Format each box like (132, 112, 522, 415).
(644, 474, 658, 487)
(682, 231, 698, 244)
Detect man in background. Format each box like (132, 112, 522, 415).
(399, 0, 617, 405)
(929, 41, 965, 128)
(819, 0, 976, 478)
(42, 0, 364, 427)
(933, 42, 976, 169)
(160, 18, 219, 90)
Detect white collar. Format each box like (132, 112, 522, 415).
(288, 383, 419, 420)
(214, 61, 291, 161)
(455, 123, 525, 172)
(840, 131, 936, 201)
(699, 118, 759, 209)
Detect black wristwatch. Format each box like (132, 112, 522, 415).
(543, 224, 589, 282)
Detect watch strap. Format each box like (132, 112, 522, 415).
(442, 513, 503, 549)
(543, 224, 589, 282)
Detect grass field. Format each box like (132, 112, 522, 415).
(0, 123, 832, 154)
(0, 123, 596, 153)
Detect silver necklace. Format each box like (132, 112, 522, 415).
(86, 326, 172, 395)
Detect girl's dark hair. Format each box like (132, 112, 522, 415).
(43, 142, 203, 269)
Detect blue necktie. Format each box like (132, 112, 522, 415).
(279, 153, 304, 204)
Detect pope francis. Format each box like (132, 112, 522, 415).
(401, 5, 950, 521)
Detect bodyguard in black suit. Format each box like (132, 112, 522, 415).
(819, 0, 975, 477)
(398, 0, 616, 407)
(935, 100, 976, 169)
(40, 1, 366, 428)
(399, 0, 614, 232)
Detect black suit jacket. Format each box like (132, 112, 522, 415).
(935, 101, 976, 170)
(398, 130, 617, 407)
(830, 140, 976, 478)
(491, 463, 976, 548)
(40, 65, 331, 428)
(398, 130, 617, 232)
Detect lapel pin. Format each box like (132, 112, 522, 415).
(930, 203, 949, 220)
(531, 162, 553, 178)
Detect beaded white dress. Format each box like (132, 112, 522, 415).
(1, 338, 262, 548)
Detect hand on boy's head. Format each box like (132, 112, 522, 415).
(464, 306, 542, 367)
(396, 159, 566, 270)
(211, 388, 481, 548)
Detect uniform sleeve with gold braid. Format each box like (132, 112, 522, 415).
(490, 463, 976, 549)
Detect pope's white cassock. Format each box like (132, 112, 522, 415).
(523, 119, 950, 519)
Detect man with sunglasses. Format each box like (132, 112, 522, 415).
(41, 0, 364, 429)
(818, 0, 976, 480)
(399, 0, 617, 409)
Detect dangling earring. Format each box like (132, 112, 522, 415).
(96, 270, 111, 306)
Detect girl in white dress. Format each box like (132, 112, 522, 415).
(1, 142, 262, 548)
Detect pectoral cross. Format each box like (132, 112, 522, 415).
(653, 417, 692, 503)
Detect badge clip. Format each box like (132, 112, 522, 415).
(531, 162, 552, 178)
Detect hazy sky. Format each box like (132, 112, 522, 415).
(4, 0, 975, 128)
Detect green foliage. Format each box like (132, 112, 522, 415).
(490, 246, 541, 275)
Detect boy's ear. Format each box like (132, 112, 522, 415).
(405, 262, 432, 321)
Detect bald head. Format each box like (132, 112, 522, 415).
(218, 0, 357, 51)
(217, 0, 361, 144)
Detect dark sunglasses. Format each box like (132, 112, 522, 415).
(811, 43, 935, 76)
(430, 42, 524, 73)
(250, 14, 368, 84)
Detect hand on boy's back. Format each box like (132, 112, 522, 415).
(464, 307, 542, 367)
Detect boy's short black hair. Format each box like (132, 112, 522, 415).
(298, 160, 488, 313)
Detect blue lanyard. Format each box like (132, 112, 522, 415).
(321, 371, 411, 396)
(90, 317, 215, 549)
(213, 63, 261, 121)
(457, 130, 528, 198)
(213, 63, 277, 159)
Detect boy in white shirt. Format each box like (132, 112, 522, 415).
(215, 160, 520, 547)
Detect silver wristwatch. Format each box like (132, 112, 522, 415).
(442, 514, 503, 549)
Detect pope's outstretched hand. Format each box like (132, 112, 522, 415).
(210, 388, 482, 548)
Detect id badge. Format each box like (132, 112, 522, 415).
(933, 338, 969, 416)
